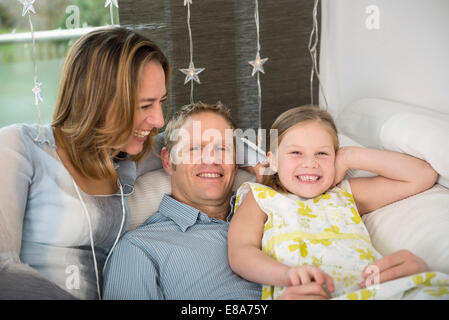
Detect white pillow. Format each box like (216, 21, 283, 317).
(128, 168, 256, 230)
(128, 169, 171, 230)
(380, 113, 449, 188)
(337, 98, 449, 188)
(363, 183, 449, 274)
(337, 98, 449, 148)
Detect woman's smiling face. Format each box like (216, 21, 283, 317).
(122, 60, 166, 155)
(269, 120, 336, 198)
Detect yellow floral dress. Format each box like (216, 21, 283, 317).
(234, 181, 449, 300)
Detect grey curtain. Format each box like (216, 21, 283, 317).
(119, 0, 318, 133)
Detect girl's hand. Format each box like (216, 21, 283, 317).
(278, 282, 332, 300)
(286, 265, 335, 294)
(333, 147, 350, 187)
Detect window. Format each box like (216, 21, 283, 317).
(0, 0, 118, 127)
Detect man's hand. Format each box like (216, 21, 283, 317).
(360, 249, 429, 288)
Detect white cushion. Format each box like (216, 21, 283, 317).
(380, 113, 449, 188)
(337, 98, 449, 188)
(362, 183, 449, 274)
(128, 169, 171, 231)
(128, 168, 255, 230)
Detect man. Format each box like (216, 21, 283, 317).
(103, 102, 428, 300)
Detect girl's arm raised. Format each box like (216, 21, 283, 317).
(336, 147, 438, 215)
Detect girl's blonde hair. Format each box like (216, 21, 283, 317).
(52, 27, 169, 181)
(262, 105, 339, 193)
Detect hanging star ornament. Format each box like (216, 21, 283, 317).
(18, 0, 36, 16)
(180, 62, 205, 85)
(32, 77, 43, 105)
(104, 0, 118, 8)
(184, 0, 193, 6)
(248, 52, 269, 77)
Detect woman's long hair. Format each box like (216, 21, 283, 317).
(52, 27, 169, 181)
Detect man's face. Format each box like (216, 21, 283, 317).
(162, 112, 237, 209)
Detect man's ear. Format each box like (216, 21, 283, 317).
(161, 147, 173, 175)
(267, 151, 278, 173)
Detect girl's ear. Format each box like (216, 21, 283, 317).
(161, 147, 173, 175)
(267, 151, 278, 173)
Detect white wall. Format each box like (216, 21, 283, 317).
(319, 0, 449, 117)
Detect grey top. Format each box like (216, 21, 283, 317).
(0, 124, 161, 300)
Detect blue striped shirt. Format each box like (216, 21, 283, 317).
(102, 194, 262, 300)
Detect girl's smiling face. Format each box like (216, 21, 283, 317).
(268, 120, 336, 199)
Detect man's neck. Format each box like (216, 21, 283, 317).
(197, 203, 230, 221)
(171, 193, 232, 221)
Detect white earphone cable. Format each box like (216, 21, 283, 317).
(72, 179, 126, 300)
(72, 179, 101, 299)
(103, 183, 126, 275)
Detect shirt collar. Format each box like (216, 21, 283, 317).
(158, 194, 236, 232)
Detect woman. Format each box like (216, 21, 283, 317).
(0, 27, 169, 300)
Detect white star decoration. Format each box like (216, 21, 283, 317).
(180, 62, 205, 85)
(104, 0, 118, 8)
(184, 0, 193, 6)
(248, 52, 268, 77)
(32, 77, 43, 105)
(18, 0, 36, 16)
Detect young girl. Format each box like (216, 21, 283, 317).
(228, 106, 449, 300)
